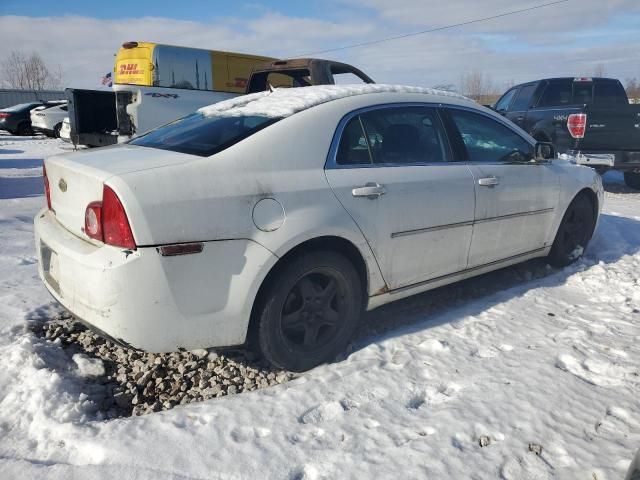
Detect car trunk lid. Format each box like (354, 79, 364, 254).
(45, 144, 197, 240)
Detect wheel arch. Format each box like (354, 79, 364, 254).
(247, 235, 372, 344)
(575, 187, 599, 226)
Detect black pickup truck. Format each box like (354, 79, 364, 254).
(493, 77, 640, 189)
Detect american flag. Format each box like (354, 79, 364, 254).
(101, 72, 113, 87)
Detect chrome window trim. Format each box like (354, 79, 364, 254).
(325, 102, 454, 170)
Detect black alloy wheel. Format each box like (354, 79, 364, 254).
(256, 250, 362, 372)
(548, 194, 595, 267)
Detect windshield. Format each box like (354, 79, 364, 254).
(2, 103, 40, 112)
(129, 112, 281, 157)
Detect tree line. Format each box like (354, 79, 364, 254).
(1, 50, 62, 90)
(1, 50, 638, 103)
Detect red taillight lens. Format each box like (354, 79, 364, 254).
(102, 186, 136, 249)
(567, 113, 587, 139)
(84, 186, 136, 249)
(43, 165, 52, 210)
(85, 202, 103, 241)
(0, 113, 10, 119)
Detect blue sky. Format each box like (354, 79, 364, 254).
(1, 0, 639, 90)
(0, 1, 327, 21)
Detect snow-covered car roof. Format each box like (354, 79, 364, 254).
(198, 84, 470, 119)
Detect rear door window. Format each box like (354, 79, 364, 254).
(129, 113, 280, 156)
(336, 116, 372, 166)
(537, 80, 573, 107)
(510, 84, 536, 111)
(359, 106, 449, 164)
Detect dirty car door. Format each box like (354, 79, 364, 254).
(325, 105, 476, 290)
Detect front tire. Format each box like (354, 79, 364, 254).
(53, 123, 62, 138)
(548, 193, 595, 267)
(256, 250, 363, 372)
(624, 172, 640, 190)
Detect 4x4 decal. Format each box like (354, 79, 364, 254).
(144, 93, 179, 99)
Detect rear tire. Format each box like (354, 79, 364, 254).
(256, 250, 363, 372)
(548, 193, 595, 267)
(53, 123, 62, 138)
(624, 172, 640, 190)
(17, 122, 32, 136)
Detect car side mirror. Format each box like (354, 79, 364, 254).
(534, 142, 555, 161)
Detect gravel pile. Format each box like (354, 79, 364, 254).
(32, 313, 294, 417)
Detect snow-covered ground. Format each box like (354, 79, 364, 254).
(0, 131, 638, 479)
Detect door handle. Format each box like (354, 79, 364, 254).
(352, 182, 386, 198)
(478, 176, 499, 187)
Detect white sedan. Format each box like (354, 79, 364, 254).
(35, 85, 603, 371)
(30, 102, 68, 138)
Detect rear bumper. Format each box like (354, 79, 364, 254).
(568, 149, 640, 171)
(34, 208, 278, 352)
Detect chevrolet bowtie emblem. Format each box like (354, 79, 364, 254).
(58, 178, 67, 192)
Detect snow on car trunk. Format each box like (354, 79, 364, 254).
(45, 145, 198, 240)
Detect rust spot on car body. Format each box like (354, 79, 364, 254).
(374, 285, 389, 296)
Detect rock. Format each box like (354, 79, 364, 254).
(529, 443, 543, 455)
(478, 436, 491, 447)
(113, 391, 133, 409)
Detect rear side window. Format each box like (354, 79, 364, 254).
(537, 80, 573, 107)
(359, 106, 449, 164)
(510, 84, 536, 111)
(336, 117, 372, 166)
(448, 109, 533, 163)
(129, 113, 280, 157)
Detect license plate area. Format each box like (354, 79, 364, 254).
(41, 241, 61, 295)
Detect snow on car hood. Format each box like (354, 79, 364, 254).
(198, 84, 470, 119)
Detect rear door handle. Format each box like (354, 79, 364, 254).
(352, 182, 386, 198)
(478, 176, 499, 187)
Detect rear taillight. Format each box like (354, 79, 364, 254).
(0, 113, 10, 119)
(85, 202, 103, 241)
(43, 165, 52, 210)
(84, 186, 136, 249)
(567, 113, 587, 139)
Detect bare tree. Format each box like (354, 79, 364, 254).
(459, 70, 499, 105)
(626, 78, 640, 103)
(593, 63, 606, 77)
(1, 50, 62, 90)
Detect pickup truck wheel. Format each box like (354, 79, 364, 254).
(53, 123, 62, 138)
(256, 250, 362, 372)
(548, 194, 595, 267)
(623, 172, 640, 190)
